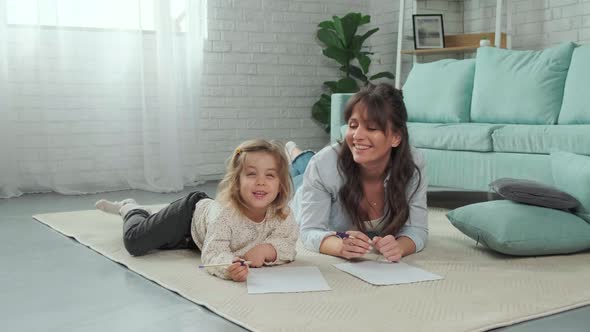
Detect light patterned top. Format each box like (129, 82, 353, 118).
(191, 199, 299, 279)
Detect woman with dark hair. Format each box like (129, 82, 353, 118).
(289, 83, 427, 261)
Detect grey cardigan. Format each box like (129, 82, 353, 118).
(292, 144, 428, 253)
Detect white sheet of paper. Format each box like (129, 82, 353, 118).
(334, 260, 443, 285)
(247, 266, 331, 294)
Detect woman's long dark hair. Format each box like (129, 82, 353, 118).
(338, 83, 421, 236)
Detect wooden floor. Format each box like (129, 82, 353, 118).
(1, 183, 588, 332)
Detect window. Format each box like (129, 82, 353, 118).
(5, 0, 188, 32)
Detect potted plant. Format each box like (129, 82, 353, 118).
(480, 36, 491, 47)
(312, 13, 395, 132)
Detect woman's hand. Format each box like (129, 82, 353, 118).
(372, 235, 403, 262)
(243, 244, 276, 267)
(339, 231, 372, 259)
(227, 257, 248, 282)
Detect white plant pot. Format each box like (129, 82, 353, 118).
(480, 39, 491, 47)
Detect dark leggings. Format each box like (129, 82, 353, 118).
(122, 191, 211, 256)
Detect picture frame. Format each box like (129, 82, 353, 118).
(412, 14, 445, 49)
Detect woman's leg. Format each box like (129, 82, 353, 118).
(120, 191, 211, 256)
(285, 141, 316, 192)
(290, 150, 315, 177)
(286, 141, 315, 177)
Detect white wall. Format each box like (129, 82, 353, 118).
(5, 28, 171, 192)
(368, 0, 398, 78)
(199, 0, 367, 178)
(368, 0, 465, 83)
(368, 0, 590, 84)
(6, 0, 589, 190)
(465, 0, 590, 49)
(5, 0, 368, 191)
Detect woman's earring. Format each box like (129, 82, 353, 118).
(391, 134, 402, 148)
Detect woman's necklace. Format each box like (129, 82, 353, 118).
(365, 195, 381, 213)
(363, 178, 385, 218)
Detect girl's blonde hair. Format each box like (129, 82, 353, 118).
(217, 139, 292, 220)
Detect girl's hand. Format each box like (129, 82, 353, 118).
(243, 244, 275, 267)
(227, 257, 249, 282)
(339, 231, 372, 259)
(372, 235, 403, 262)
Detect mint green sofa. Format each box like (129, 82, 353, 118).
(330, 42, 590, 191)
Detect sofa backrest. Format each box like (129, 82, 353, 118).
(403, 59, 475, 123)
(330, 93, 353, 143)
(329, 42, 583, 143)
(558, 44, 590, 124)
(471, 42, 575, 125)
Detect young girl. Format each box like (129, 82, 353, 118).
(95, 139, 298, 282)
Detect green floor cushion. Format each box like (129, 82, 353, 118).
(559, 44, 590, 124)
(471, 42, 575, 124)
(551, 151, 590, 223)
(491, 124, 590, 155)
(404, 59, 475, 123)
(447, 200, 590, 256)
(407, 122, 504, 152)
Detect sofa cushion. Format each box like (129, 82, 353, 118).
(331, 93, 354, 143)
(551, 151, 590, 223)
(559, 44, 590, 124)
(403, 59, 475, 123)
(447, 200, 590, 256)
(491, 125, 590, 155)
(471, 42, 575, 125)
(339, 124, 347, 140)
(423, 149, 553, 191)
(408, 122, 503, 152)
(489, 178, 580, 210)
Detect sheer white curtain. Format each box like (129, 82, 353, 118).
(0, 0, 207, 198)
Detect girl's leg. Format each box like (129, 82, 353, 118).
(96, 198, 137, 215)
(120, 191, 211, 256)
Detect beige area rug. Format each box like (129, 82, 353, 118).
(33, 206, 590, 332)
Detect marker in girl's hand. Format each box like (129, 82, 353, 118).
(198, 260, 251, 268)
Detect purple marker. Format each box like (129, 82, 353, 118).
(335, 231, 350, 239)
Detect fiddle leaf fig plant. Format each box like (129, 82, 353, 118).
(312, 12, 395, 132)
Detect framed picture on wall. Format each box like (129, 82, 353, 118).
(412, 14, 445, 49)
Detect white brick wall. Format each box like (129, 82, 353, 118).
(8, 0, 588, 192)
(366, 0, 464, 87)
(367, 0, 398, 81)
(465, 0, 590, 48)
(6, 0, 369, 192)
(368, 0, 590, 85)
(5, 28, 170, 192)
(198, 0, 368, 178)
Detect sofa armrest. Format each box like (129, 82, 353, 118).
(330, 93, 354, 143)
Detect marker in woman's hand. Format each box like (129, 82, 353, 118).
(336, 231, 372, 244)
(335, 231, 354, 239)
